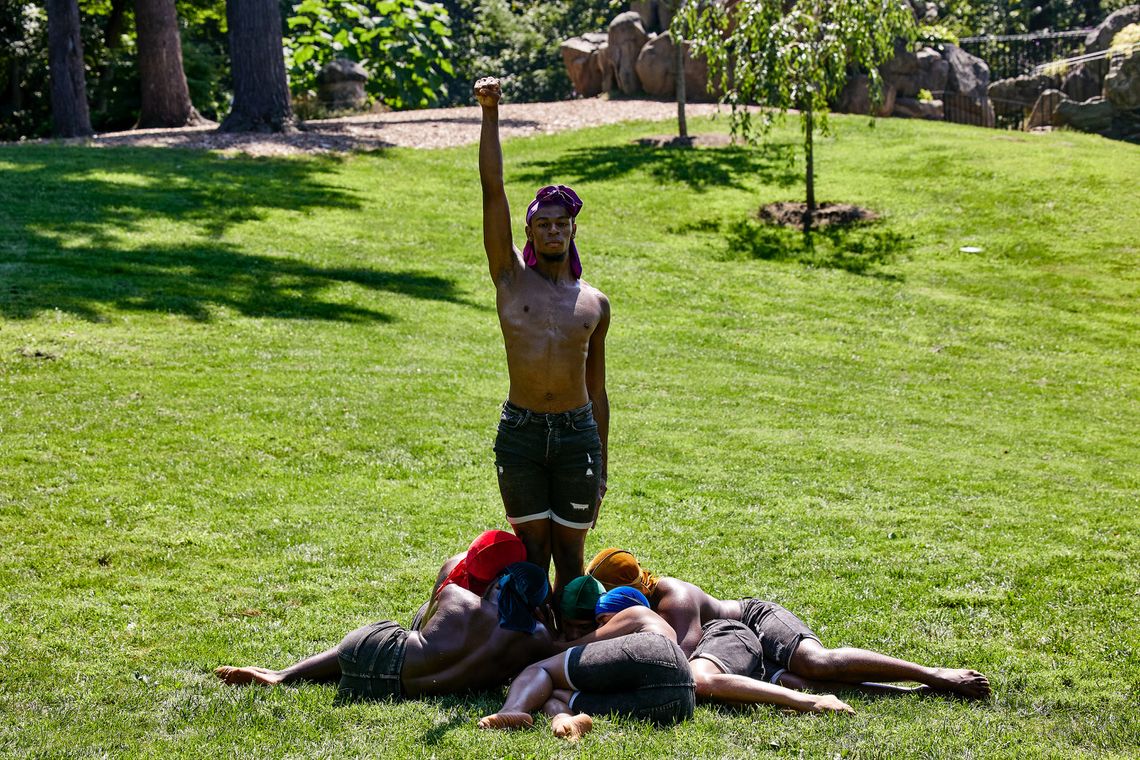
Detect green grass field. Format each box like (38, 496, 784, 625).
(1, 114, 1137, 758)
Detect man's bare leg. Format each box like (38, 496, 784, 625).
(215, 646, 341, 687)
(479, 652, 573, 730)
(545, 688, 593, 742)
(551, 523, 588, 598)
(690, 659, 854, 714)
(511, 519, 552, 582)
(788, 640, 990, 699)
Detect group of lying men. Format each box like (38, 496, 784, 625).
(216, 530, 990, 741)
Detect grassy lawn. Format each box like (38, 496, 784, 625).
(1, 114, 1137, 758)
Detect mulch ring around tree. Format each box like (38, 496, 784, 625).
(634, 133, 735, 148)
(759, 202, 879, 228)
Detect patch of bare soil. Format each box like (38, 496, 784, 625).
(22, 99, 724, 156)
(759, 202, 879, 228)
(634, 133, 735, 148)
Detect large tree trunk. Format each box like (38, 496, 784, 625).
(46, 0, 93, 137)
(220, 0, 294, 133)
(134, 0, 206, 128)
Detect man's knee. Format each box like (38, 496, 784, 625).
(791, 643, 842, 680)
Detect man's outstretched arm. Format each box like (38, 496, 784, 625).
(475, 77, 518, 283)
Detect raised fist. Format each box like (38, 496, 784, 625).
(474, 77, 502, 107)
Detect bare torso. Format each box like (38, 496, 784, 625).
(651, 577, 743, 656)
(497, 266, 607, 412)
(400, 584, 556, 696)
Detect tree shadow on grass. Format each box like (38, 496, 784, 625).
(722, 217, 910, 279)
(0, 146, 473, 322)
(512, 141, 799, 192)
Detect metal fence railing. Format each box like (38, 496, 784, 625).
(959, 29, 1093, 82)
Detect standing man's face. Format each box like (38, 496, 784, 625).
(527, 205, 575, 259)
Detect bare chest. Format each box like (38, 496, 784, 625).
(497, 282, 601, 344)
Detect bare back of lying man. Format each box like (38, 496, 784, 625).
(476, 76, 610, 597)
(587, 549, 991, 700)
(216, 562, 555, 700)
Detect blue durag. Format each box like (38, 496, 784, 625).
(497, 561, 550, 633)
(595, 586, 650, 617)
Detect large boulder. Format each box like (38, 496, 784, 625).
(631, 1, 675, 33)
(1104, 48, 1140, 110)
(1054, 96, 1115, 132)
(607, 11, 650, 95)
(1062, 62, 1105, 103)
(1025, 89, 1065, 129)
(597, 42, 616, 92)
(835, 73, 896, 116)
(1084, 5, 1140, 53)
(881, 47, 920, 98)
(633, 31, 715, 101)
(635, 32, 674, 97)
(988, 73, 1057, 117)
(893, 96, 944, 120)
(317, 59, 368, 110)
(943, 91, 996, 127)
(561, 33, 608, 97)
(914, 47, 949, 94)
(943, 43, 990, 100)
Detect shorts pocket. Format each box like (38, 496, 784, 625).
(498, 406, 527, 430)
(569, 414, 598, 432)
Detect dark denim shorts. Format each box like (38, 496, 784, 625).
(493, 400, 603, 530)
(335, 620, 407, 702)
(690, 619, 763, 677)
(565, 632, 696, 725)
(737, 599, 821, 682)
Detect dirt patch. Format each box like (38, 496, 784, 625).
(17, 99, 725, 156)
(758, 202, 879, 228)
(634, 133, 735, 148)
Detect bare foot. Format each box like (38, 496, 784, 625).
(551, 713, 593, 742)
(477, 712, 534, 731)
(214, 666, 285, 686)
(928, 668, 991, 699)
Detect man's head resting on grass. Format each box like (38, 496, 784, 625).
(594, 586, 650, 625)
(586, 547, 660, 597)
(559, 575, 605, 639)
(494, 561, 550, 633)
(439, 529, 526, 596)
(523, 185, 583, 278)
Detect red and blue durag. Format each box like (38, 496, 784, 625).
(595, 586, 651, 618)
(523, 184, 584, 279)
(437, 530, 527, 597)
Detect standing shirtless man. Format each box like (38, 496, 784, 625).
(475, 76, 610, 597)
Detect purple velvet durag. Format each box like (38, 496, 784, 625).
(522, 185, 583, 279)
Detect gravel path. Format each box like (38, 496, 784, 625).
(72, 98, 724, 156)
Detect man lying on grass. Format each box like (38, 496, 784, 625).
(586, 548, 991, 700)
(478, 588, 696, 742)
(562, 586, 854, 719)
(409, 528, 526, 630)
(476, 75, 611, 598)
(215, 562, 555, 701)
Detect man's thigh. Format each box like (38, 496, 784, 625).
(495, 425, 551, 524)
(571, 685, 695, 725)
(548, 428, 602, 529)
(739, 599, 820, 678)
(568, 633, 692, 692)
